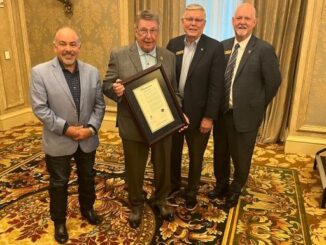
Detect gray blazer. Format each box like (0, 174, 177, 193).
(222, 36, 281, 132)
(30, 57, 105, 156)
(102, 43, 177, 141)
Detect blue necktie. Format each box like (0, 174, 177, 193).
(223, 43, 240, 113)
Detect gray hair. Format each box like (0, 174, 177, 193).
(135, 10, 160, 28)
(184, 3, 206, 19)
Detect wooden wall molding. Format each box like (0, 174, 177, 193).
(0, 0, 32, 130)
(0, 0, 25, 109)
(0, 108, 37, 130)
(293, 0, 324, 131)
(285, 0, 326, 155)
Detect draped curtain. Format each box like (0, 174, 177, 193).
(129, 0, 307, 144)
(246, 0, 307, 143)
(186, 0, 242, 41)
(129, 0, 185, 47)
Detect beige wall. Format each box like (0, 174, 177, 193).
(285, 0, 326, 155)
(24, 0, 122, 78)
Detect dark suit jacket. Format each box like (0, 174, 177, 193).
(167, 34, 225, 130)
(102, 43, 177, 141)
(222, 35, 281, 132)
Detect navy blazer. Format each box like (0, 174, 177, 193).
(222, 35, 281, 132)
(167, 34, 226, 130)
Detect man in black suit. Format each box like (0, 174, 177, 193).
(207, 3, 281, 208)
(167, 4, 225, 210)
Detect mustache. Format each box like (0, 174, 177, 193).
(237, 24, 247, 29)
(63, 51, 75, 55)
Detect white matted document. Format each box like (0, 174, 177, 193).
(133, 78, 174, 133)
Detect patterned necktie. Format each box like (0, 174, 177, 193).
(223, 43, 240, 113)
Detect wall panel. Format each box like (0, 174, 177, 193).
(285, 0, 326, 155)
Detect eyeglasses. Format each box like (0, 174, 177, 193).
(137, 29, 159, 36)
(183, 17, 205, 24)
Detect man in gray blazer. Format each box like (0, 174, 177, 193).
(102, 10, 176, 229)
(208, 3, 281, 209)
(30, 27, 105, 244)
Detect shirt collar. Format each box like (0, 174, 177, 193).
(184, 35, 201, 47)
(234, 34, 252, 49)
(136, 42, 157, 58)
(57, 57, 79, 73)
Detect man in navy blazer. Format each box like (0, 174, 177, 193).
(207, 3, 281, 208)
(30, 27, 105, 243)
(167, 4, 225, 210)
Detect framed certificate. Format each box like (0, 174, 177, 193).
(122, 64, 187, 146)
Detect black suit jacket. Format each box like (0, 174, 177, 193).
(167, 34, 225, 130)
(222, 35, 281, 132)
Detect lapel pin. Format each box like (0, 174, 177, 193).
(225, 50, 232, 55)
(248, 50, 252, 54)
(176, 50, 184, 55)
(201, 48, 204, 51)
(159, 56, 163, 61)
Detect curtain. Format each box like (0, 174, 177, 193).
(246, 0, 306, 143)
(130, 0, 185, 47)
(186, 0, 243, 41)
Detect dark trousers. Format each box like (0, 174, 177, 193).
(171, 129, 210, 199)
(122, 136, 171, 210)
(213, 111, 258, 193)
(45, 146, 96, 224)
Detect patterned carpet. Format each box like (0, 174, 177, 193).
(0, 122, 325, 244)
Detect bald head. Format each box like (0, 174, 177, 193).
(235, 3, 256, 19)
(232, 3, 257, 42)
(53, 27, 81, 71)
(54, 27, 80, 46)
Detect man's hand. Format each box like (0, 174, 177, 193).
(65, 125, 83, 139)
(200, 117, 212, 134)
(113, 79, 125, 97)
(65, 126, 92, 141)
(72, 128, 93, 140)
(178, 113, 190, 133)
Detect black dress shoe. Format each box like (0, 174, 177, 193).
(153, 205, 174, 222)
(54, 223, 68, 244)
(128, 208, 143, 229)
(81, 209, 102, 225)
(207, 185, 228, 199)
(225, 192, 241, 209)
(185, 197, 197, 211)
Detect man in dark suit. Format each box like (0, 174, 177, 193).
(102, 10, 176, 229)
(30, 27, 105, 243)
(207, 3, 281, 208)
(167, 4, 225, 210)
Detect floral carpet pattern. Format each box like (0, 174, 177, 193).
(0, 123, 325, 244)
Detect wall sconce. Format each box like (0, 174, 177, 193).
(57, 0, 73, 18)
(0, 0, 4, 8)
